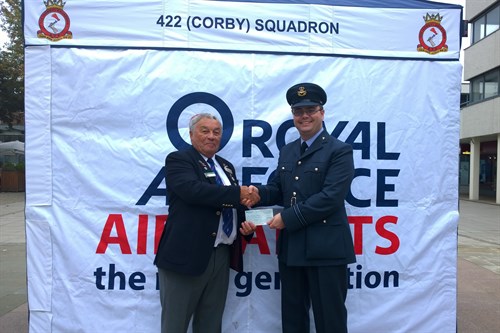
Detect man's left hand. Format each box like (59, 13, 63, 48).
(268, 213, 285, 230)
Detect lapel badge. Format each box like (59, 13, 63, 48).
(223, 164, 233, 175)
(198, 159, 208, 171)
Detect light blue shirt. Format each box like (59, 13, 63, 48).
(301, 128, 323, 149)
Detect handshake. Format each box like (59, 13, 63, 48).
(240, 185, 260, 208)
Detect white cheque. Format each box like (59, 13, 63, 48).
(245, 208, 274, 226)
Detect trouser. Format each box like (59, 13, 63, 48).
(158, 245, 230, 333)
(279, 262, 349, 333)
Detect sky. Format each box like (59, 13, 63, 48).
(0, 0, 467, 49)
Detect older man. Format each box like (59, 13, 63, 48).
(154, 113, 257, 333)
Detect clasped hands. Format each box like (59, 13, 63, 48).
(240, 185, 260, 208)
(239, 186, 285, 232)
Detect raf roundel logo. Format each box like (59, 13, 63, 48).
(37, 0, 73, 42)
(417, 13, 448, 55)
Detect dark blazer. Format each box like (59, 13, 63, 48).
(258, 130, 356, 266)
(154, 146, 247, 276)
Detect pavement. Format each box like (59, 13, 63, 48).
(0, 192, 499, 333)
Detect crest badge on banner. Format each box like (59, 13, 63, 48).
(417, 13, 448, 54)
(24, 0, 463, 332)
(37, 0, 72, 41)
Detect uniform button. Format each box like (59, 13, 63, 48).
(298, 161, 302, 165)
(295, 176, 299, 180)
(293, 192, 297, 196)
(216, 211, 221, 216)
(323, 220, 327, 223)
(315, 168, 319, 171)
(211, 232, 217, 237)
(282, 166, 285, 170)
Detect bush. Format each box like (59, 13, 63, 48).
(15, 162, 24, 170)
(1, 162, 24, 171)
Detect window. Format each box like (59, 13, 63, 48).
(471, 3, 500, 43)
(473, 16, 485, 41)
(486, 5, 500, 35)
(484, 71, 499, 99)
(469, 68, 500, 103)
(470, 76, 484, 102)
(460, 92, 470, 107)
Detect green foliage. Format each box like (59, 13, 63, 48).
(2, 161, 16, 170)
(0, 161, 24, 171)
(0, 0, 24, 127)
(15, 161, 24, 170)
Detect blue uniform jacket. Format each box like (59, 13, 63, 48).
(154, 146, 248, 275)
(258, 130, 356, 266)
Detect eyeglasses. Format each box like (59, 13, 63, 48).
(291, 106, 321, 117)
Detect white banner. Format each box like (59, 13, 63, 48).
(24, 1, 462, 332)
(23, 0, 463, 59)
(25, 47, 460, 332)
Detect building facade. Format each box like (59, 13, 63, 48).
(461, 0, 500, 203)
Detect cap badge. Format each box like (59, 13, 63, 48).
(297, 87, 307, 97)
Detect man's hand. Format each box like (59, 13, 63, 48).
(267, 213, 285, 230)
(240, 185, 260, 208)
(240, 221, 257, 236)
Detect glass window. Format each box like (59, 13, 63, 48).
(470, 77, 484, 102)
(486, 6, 500, 35)
(484, 71, 499, 99)
(460, 93, 469, 107)
(473, 16, 485, 42)
(469, 69, 500, 103)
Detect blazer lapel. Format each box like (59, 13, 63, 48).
(189, 148, 217, 184)
(215, 156, 238, 185)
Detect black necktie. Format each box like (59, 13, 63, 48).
(207, 158, 233, 237)
(300, 142, 308, 155)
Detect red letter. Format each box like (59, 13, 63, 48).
(243, 226, 271, 254)
(96, 214, 132, 254)
(137, 215, 148, 255)
(154, 215, 168, 254)
(348, 216, 373, 255)
(375, 215, 400, 255)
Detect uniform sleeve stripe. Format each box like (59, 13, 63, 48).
(293, 204, 308, 227)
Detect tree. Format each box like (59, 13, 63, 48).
(0, 0, 24, 128)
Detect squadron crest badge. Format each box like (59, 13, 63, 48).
(297, 86, 307, 97)
(37, 0, 72, 41)
(417, 13, 448, 55)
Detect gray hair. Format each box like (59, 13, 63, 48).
(189, 113, 222, 132)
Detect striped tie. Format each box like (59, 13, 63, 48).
(207, 158, 233, 237)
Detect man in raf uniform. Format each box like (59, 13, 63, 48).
(250, 82, 356, 333)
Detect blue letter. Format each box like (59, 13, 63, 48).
(242, 120, 273, 158)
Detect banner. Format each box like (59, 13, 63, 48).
(24, 0, 463, 59)
(24, 1, 462, 332)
